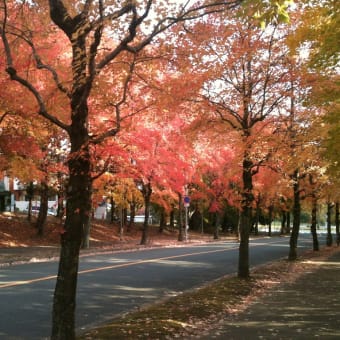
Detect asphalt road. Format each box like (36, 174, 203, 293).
(0, 234, 315, 339)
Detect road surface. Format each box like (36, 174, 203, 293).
(0, 235, 315, 339)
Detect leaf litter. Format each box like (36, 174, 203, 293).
(79, 246, 340, 339)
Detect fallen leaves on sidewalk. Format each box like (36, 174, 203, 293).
(79, 246, 340, 340)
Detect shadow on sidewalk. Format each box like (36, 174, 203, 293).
(202, 250, 340, 339)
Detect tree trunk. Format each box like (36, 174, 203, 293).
(119, 207, 124, 241)
(26, 181, 34, 222)
(119, 207, 127, 241)
(57, 193, 65, 220)
(280, 210, 287, 234)
(238, 156, 254, 279)
(159, 206, 166, 233)
(178, 193, 185, 241)
(57, 175, 65, 219)
(51, 53, 92, 338)
(254, 195, 260, 235)
(81, 213, 92, 249)
(268, 204, 273, 237)
(326, 201, 333, 247)
(170, 208, 175, 230)
(213, 212, 220, 240)
(286, 211, 291, 234)
(189, 207, 202, 231)
(310, 195, 319, 251)
(288, 169, 301, 261)
(110, 196, 115, 224)
(140, 182, 152, 245)
(123, 208, 128, 227)
(81, 187, 93, 249)
(51, 147, 91, 339)
(336, 202, 340, 246)
(238, 205, 252, 278)
(119, 207, 127, 240)
(128, 202, 136, 232)
(36, 181, 49, 236)
(236, 209, 241, 239)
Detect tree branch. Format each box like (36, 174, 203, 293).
(96, 1, 242, 71)
(0, 1, 70, 132)
(0, 110, 10, 125)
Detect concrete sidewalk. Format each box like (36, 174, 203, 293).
(202, 250, 340, 339)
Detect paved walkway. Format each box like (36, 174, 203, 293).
(202, 250, 340, 339)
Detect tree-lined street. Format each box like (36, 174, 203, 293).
(0, 1, 339, 338)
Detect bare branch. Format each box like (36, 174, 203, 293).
(0, 1, 70, 131)
(88, 0, 104, 81)
(97, 1, 242, 71)
(13, 30, 71, 97)
(6, 68, 70, 131)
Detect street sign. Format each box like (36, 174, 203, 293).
(184, 195, 190, 207)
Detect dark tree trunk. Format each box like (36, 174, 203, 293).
(36, 181, 49, 236)
(51, 34, 92, 338)
(128, 202, 136, 232)
(110, 196, 115, 224)
(178, 193, 185, 241)
(326, 201, 333, 247)
(280, 210, 287, 235)
(336, 202, 340, 246)
(268, 204, 273, 237)
(123, 208, 128, 227)
(310, 195, 319, 251)
(119, 208, 127, 240)
(169, 208, 175, 230)
(236, 209, 241, 239)
(213, 212, 220, 240)
(56, 175, 65, 219)
(81, 187, 93, 249)
(57, 193, 65, 220)
(189, 207, 202, 231)
(254, 195, 260, 236)
(140, 182, 152, 245)
(288, 169, 301, 261)
(119, 207, 127, 240)
(52, 144, 91, 339)
(238, 156, 254, 279)
(81, 213, 92, 249)
(286, 211, 291, 234)
(238, 205, 252, 278)
(26, 181, 34, 222)
(159, 206, 166, 233)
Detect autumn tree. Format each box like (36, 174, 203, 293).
(34, 124, 65, 235)
(179, 8, 294, 277)
(2, 1, 258, 337)
(0, 110, 47, 223)
(127, 118, 193, 244)
(289, 0, 340, 70)
(285, 2, 340, 254)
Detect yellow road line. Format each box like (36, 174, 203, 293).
(0, 275, 58, 288)
(0, 246, 236, 289)
(0, 238, 285, 289)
